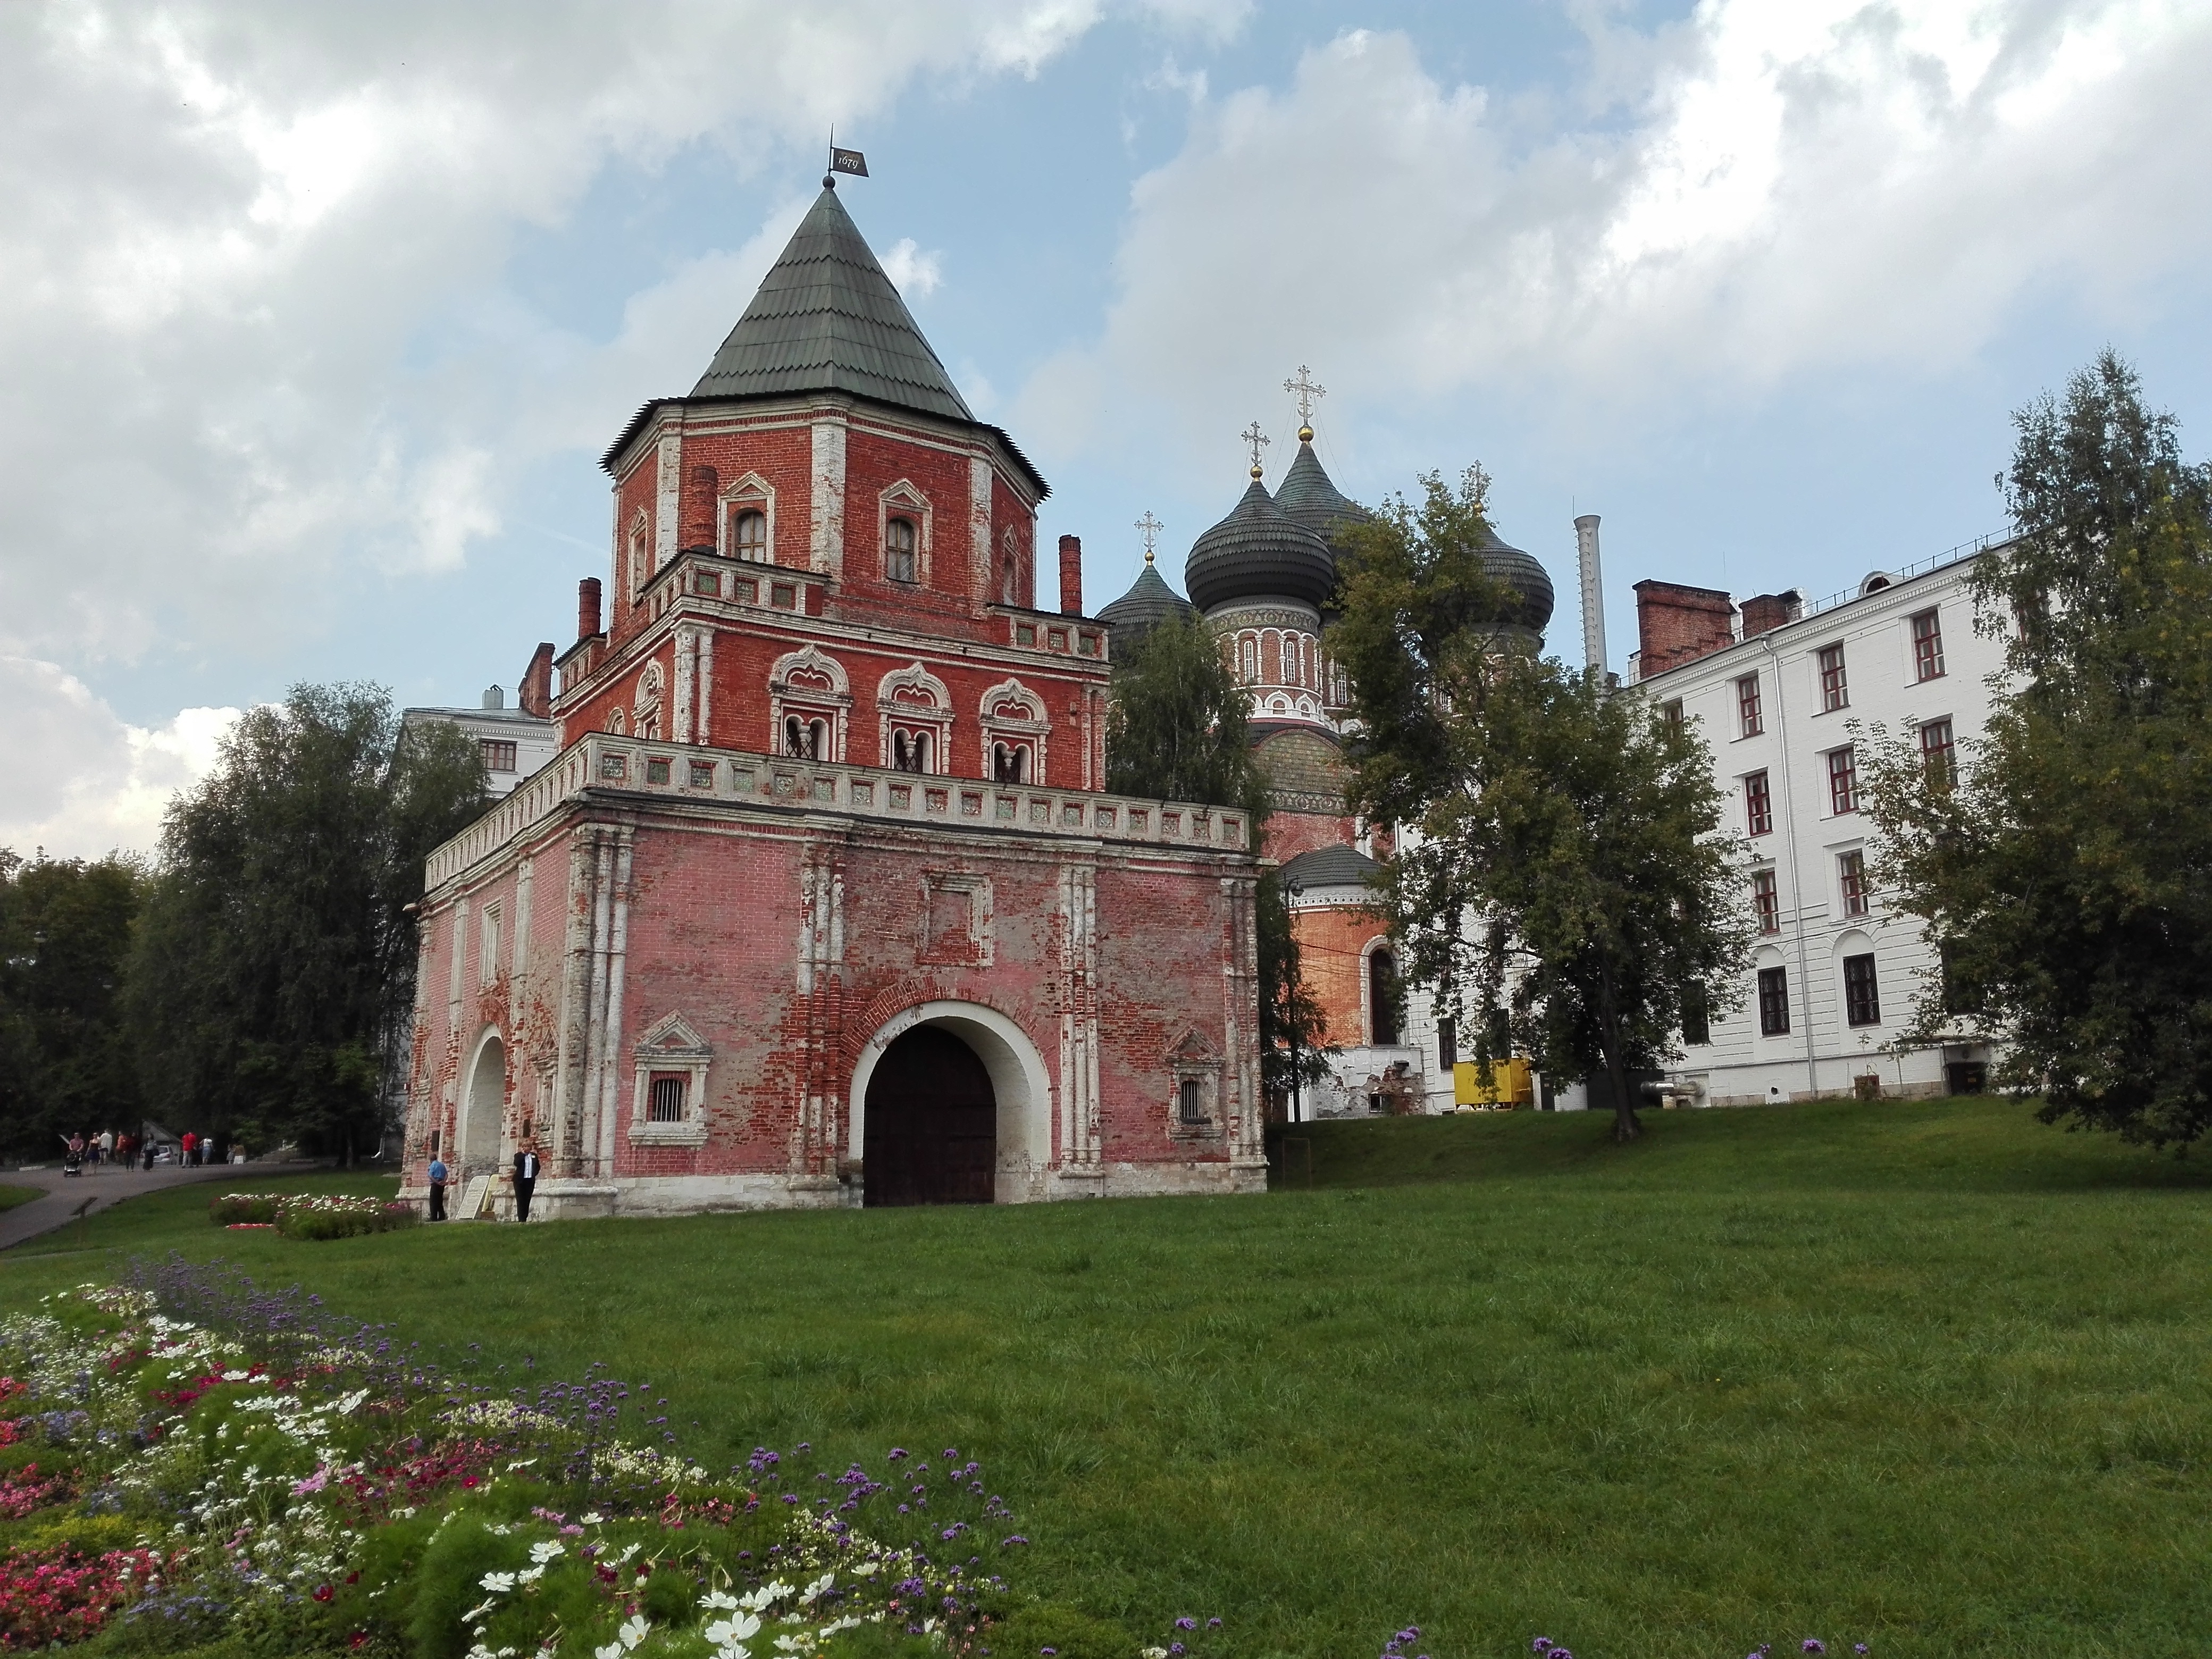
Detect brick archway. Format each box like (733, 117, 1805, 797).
(847, 1001, 1052, 1202)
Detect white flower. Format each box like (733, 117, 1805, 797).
(463, 1599, 498, 1622)
(594, 1645, 624, 1659)
(701, 1590, 741, 1611)
(706, 1613, 762, 1646)
(741, 1581, 791, 1611)
(798, 1572, 834, 1605)
(580, 1511, 605, 1526)
(528, 1540, 563, 1564)
(479, 1571, 516, 1593)
(851, 1560, 880, 1577)
(617, 1614, 651, 1650)
(516, 1565, 546, 1585)
(613, 1543, 642, 1566)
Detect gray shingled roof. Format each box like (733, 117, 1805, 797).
(1279, 843, 1381, 890)
(1273, 438, 1374, 556)
(1097, 561, 1196, 646)
(690, 186, 974, 422)
(1184, 479, 1337, 613)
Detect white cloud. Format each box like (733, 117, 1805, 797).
(0, 658, 238, 861)
(881, 238, 945, 300)
(1017, 1, 2212, 483)
(0, 0, 1245, 668)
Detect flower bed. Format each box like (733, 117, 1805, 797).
(210, 1191, 419, 1240)
(0, 1256, 1125, 1657)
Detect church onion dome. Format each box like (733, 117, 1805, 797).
(1278, 842, 1382, 893)
(1479, 527, 1556, 639)
(1098, 560, 1196, 647)
(1184, 480, 1337, 614)
(1273, 437, 1374, 557)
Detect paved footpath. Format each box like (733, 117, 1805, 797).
(0, 1162, 272, 1253)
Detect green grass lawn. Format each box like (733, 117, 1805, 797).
(0, 1184, 38, 1213)
(5, 1099, 2210, 1659)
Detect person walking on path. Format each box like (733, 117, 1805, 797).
(180, 1130, 196, 1167)
(141, 1137, 155, 1171)
(512, 1141, 540, 1223)
(99, 1129, 114, 1166)
(426, 1154, 449, 1221)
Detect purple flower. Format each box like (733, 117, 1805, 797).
(1208, 1619, 1221, 1629)
(1854, 1649, 1869, 1656)
(1176, 1618, 1197, 1631)
(889, 1447, 909, 1460)
(1169, 1647, 1184, 1657)
(1532, 1643, 1552, 1655)
(1804, 1645, 1826, 1656)
(944, 1447, 959, 1459)
(1040, 1649, 1056, 1656)
(1002, 1536, 1029, 1547)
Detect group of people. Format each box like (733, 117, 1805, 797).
(56, 1128, 239, 1174)
(424, 1141, 541, 1222)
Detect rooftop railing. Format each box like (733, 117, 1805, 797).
(424, 733, 1253, 891)
(1798, 527, 2015, 621)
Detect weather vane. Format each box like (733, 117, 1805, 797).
(1241, 422, 1270, 479)
(1284, 365, 1326, 440)
(1135, 510, 1163, 565)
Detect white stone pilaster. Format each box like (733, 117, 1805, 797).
(810, 419, 847, 576)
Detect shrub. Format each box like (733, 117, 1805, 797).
(210, 1192, 418, 1240)
(207, 1194, 280, 1226)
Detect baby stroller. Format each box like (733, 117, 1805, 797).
(62, 1138, 85, 1177)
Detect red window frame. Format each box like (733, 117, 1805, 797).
(1817, 643, 1848, 711)
(1752, 869, 1780, 934)
(1745, 770, 1773, 837)
(1911, 608, 1945, 681)
(1826, 745, 1858, 815)
(1919, 718, 1955, 783)
(1838, 850, 1869, 917)
(1736, 673, 1763, 737)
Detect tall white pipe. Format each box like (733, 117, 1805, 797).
(1574, 514, 1607, 676)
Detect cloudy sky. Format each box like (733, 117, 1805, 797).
(5, 0, 2209, 858)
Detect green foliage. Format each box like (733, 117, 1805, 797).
(122, 684, 487, 1160)
(1331, 467, 1753, 1140)
(986, 1601, 1139, 1659)
(0, 850, 148, 1159)
(1105, 613, 1328, 1092)
(1859, 352, 2212, 1146)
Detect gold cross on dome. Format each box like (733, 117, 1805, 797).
(1241, 422, 1270, 477)
(1135, 510, 1163, 565)
(1284, 365, 1326, 429)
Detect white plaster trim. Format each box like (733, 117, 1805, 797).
(653, 430, 682, 576)
(717, 471, 777, 564)
(876, 662, 952, 774)
(978, 676, 1049, 782)
(630, 1012, 711, 1145)
(876, 479, 934, 586)
(810, 419, 847, 577)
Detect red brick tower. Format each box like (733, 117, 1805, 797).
(400, 181, 1267, 1219)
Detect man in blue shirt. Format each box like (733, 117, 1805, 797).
(427, 1153, 449, 1221)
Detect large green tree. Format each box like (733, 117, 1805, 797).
(1333, 467, 1753, 1141)
(1106, 612, 1329, 1097)
(124, 684, 487, 1159)
(1860, 351, 2212, 1146)
(0, 850, 147, 1159)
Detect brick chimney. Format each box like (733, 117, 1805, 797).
(578, 577, 603, 640)
(1633, 580, 1735, 676)
(1739, 590, 1802, 639)
(1058, 534, 1083, 616)
(688, 464, 719, 549)
(518, 643, 556, 717)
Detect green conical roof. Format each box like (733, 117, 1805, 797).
(690, 186, 974, 422)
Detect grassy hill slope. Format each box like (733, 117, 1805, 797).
(4, 1098, 2208, 1658)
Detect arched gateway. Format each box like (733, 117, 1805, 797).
(862, 1027, 995, 1205)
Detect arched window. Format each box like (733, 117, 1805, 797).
(784, 716, 826, 760)
(885, 517, 917, 583)
(1239, 636, 1259, 682)
(892, 730, 932, 773)
(1368, 948, 1400, 1045)
(732, 509, 768, 561)
(1283, 634, 1300, 685)
(992, 741, 1029, 783)
(1000, 553, 1018, 605)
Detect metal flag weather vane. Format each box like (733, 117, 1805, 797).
(1136, 510, 1163, 565)
(825, 129, 868, 187)
(1242, 422, 1270, 478)
(1284, 365, 1326, 439)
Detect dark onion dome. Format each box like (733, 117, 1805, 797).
(1184, 479, 1337, 614)
(1098, 558, 1196, 647)
(1273, 432, 1374, 557)
(1278, 842, 1381, 892)
(1478, 526, 1555, 638)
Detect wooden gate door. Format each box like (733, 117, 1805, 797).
(862, 1026, 996, 1206)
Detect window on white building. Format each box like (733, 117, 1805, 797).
(1736, 674, 1763, 737)
(1844, 953, 1881, 1027)
(1752, 869, 1780, 934)
(481, 739, 517, 773)
(1817, 642, 1849, 711)
(1919, 718, 1956, 786)
(1757, 966, 1790, 1035)
(1745, 770, 1774, 836)
(1839, 850, 1869, 917)
(1826, 745, 1858, 815)
(1911, 608, 1945, 681)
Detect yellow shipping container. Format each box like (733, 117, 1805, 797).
(1454, 1056, 1533, 1108)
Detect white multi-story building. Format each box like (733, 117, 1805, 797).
(1627, 538, 2010, 1104)
(401, 644, 561, 799)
